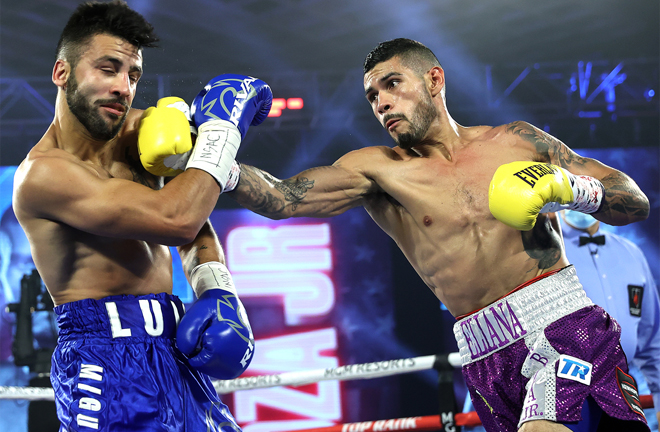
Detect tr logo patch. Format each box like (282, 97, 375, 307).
(628, 285, 644, 317)
(557, 355, 592, 385)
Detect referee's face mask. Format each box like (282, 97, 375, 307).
(563, 210, 598, 230)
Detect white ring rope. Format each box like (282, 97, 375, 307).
(0, 353, 462, 400)
(0, 385, 54, 401)
(215, 353, 461, 394)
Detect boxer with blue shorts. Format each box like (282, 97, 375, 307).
(52, 293, 240, 431)
(455, 266, 649, 432)
(12, 2, 272, 431)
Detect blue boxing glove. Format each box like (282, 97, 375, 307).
(176, 262, 255, 380)
(185, 74, 272, 192)
(191, 73, 272, 138)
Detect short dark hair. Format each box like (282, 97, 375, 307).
(55, 0, 158, 69)
(364, 38, 441, 75)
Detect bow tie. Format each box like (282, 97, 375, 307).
(579, 235, 606, 246)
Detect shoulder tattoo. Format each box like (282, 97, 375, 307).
(505, 121, 581, 167)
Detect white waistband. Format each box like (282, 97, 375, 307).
(453, 266, 593, 366)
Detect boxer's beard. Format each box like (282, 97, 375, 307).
(65, 73, 127, 141)
(395, 92, 437, 149)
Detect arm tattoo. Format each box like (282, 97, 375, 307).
(271, 175, 314, 211)
(182, 245, 210, 277)
(238, 165, 315, 215)
(598, 172, 650, 219)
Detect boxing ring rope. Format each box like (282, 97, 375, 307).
(0, 352, 654, 431)
(213, 353, 461, 394)
(0, 353, 460, 401)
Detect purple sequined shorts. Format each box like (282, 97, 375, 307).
(454, 266, 649, 431)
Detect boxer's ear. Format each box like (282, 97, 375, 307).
(428, 66, 445, 97)
(53, 59, 71, 88)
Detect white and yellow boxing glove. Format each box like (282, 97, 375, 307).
(138, 97, 195, 177)
(489, 161, 605, 231)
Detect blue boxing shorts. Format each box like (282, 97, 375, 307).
(51, 293, 241, 431)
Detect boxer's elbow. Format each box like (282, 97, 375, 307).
(622, 192, 650, 224)
(638, 194, 650, 220)
(157, 210, 208, 246)
(601, 193, 650, 226)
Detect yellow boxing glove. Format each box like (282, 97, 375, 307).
(489, 161, 604, 231)
(138, 97, 194, 176)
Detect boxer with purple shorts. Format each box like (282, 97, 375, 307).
(219, 38, 651, 431)
(456, 266, 648, 431)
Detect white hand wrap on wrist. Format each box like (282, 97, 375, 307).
(185, 119, 241, 192)
(541, 170, 605, 214)
(567, 173, 605, 213)
(190, 261, 237, 297)
(223, 161, 241, 192)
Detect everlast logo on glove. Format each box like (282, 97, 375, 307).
(488, 160, 604, 231)
(512, 164, 559, 187)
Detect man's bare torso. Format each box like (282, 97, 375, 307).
(14, 110, 173, 306)
(361, 123, 568, 316)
